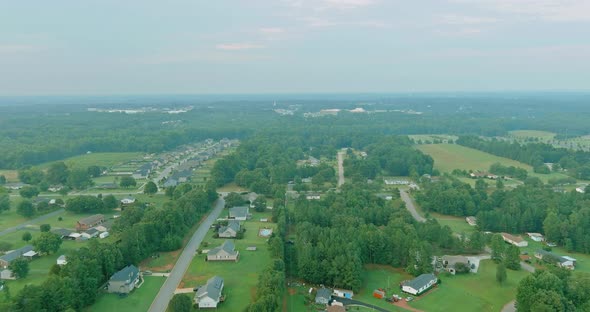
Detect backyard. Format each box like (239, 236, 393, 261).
(90, 276, 166, 312)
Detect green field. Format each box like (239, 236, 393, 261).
(0, 204, 28, 231)
(90, 276, 166, 312)
(355, 265, 409, 311)
(508, 130, 556, 141)
(181, 211, 275, 311)
(417, 144, 575, 183)
(431, 213, 476, 235)
(40, 152, 143, 170)
(410, 260, 529, 312)
(0, 169, 18, 182)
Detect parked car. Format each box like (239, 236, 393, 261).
(406, 296, 414, 302)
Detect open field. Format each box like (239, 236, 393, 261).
(217, 183, 249, 193)
(91, 276, 166, 312)
(417, 144, 575, 183)
(410, 260, 529, 312)
(0, 169, 18, 182)
(181, 211, 275, 311)
(39, 152, 143, 170)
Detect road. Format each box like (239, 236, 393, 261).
(147, 196, 225, 312)
(399, 189, 426, 223)
(0, 208, 64, 237)
(337, 150, 345, 187)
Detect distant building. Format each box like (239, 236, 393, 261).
(501, 233, 528, 247)
(76, 214, 105, 231)
(315, 288, 331, 304)
(194, 276, 224, 308)
(526, 233, 544, 242)
(218, 220, 241, 238)
(535, 250, 576, 270)
(465, 216, 477, 226)
(228, 206, 249, 221)
(0, 245, 35, 269)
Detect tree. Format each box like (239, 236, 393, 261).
(169, 294, 192, 312)
(224, 192, 246, 208)
(253, 196, 267, 212)
(33, 232, 62, 255)
(102, 194, 118, 210)
(496, 178, 504, 189)
(87, 165, 102, 178)
(67, 168, 93, 190)
(16, 200, 35, 217)
(119, 176, 137, 188)
(490, 234, 505, 262)
(22, 231, 32, 242)
(19, 186, 40, 198)
(65, 196, 104, 213)
(144, 181, 158, 195)
(46, 162, 69, 185)
(505, 245, 521, 270)
(496, 263, 507, 285)
(0, 175, 6, 185)
(9, 258, 29, 279)
(40, 224, 51, 232)
(0, 193, 9, 213)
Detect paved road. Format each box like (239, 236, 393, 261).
(337, 150, 345, 187)
(147, 196, 225, 312)
(399, 189, 426, 223)
(0, 208, 64, 237)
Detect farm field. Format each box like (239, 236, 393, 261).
(181, 211, 275, 311)
(417, 144, 574, 183)
(410, 260, 529, 312)
(90, 276, 166, 312)
(39, 152, 143, 170)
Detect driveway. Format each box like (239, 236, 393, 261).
(466, 254, 491, 273)
(400, 189, 426, 223)
(147, 196, 225, 312)
(337, 298, 393, 312)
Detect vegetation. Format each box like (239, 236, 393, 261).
(8, 258, 29, 279)
(516, 268, 590, 311)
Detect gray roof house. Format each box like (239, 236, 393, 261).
(194, 276, 224, 308)
(315, 288, 332, 304)
(107, 265, 141, 294)
(207, 240, 239, 262)
(228, 206, 249, 221)
(0, 245, 35, 269)
(163, 178, 178, 188)
(401, 273, 438, 296)
(218, 220, 241, 238)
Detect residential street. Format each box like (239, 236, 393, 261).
(400, 189, 426, 223)
(147, 196, 225, 312)
(337, 150, 345, 187)
(0, 208, 64, 238)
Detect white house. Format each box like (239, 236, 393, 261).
(501, 233, 528, 247)
(465, 216, 477, 226)
(99, 232, 110, 239)
(401, 273, 438, 295)
(526, 233, 545, 242)
(120, 197, 136, 205)
(194, 276, 224, 308)
(57, 255, 67, 266)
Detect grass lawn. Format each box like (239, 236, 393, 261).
(417, 144, 574, 183)
(0, 169, 18, 182)
(217, 183, 249, 193)
(410, 260, 529, 312)
(38, 152, 143, 170)
(355, 264, 409, 311)
(181, 211, 275, 311)
(90, 276, 166, 312)
(431, 213, 476, 235)
(29, 210, 118, 231)
(0, 205, 28, 232)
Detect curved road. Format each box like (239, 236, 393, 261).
(147, 196, 225, 312)
(399, 189, 426, 223)
(0, 208, 64, 237)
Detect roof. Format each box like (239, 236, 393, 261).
(327, 306, 346, 312)
(110, 265, 139, 282)
(402, 273, 437, 290)
(229, 206, 248, 219)
(52, 228, 73, 237)
(57, 255, 66, 261)
(85, 228, 99, 235)
(196, 276, 224, 300)
(501, 233, 524, 243)
(442, 255, 469, 266)
(78, 214, 104, 225)
(208, 240, 237, 256)
(0, 245, 34, 263)
(219, 220, 240, 234)
(316, 288, 331, 300)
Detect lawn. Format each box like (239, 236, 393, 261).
(0, 204, 28, 232)
(431, 213, 476, 235)
(90, 276, 166, 312)
(355, 264, 410, 311)
(217, 183, 249, 193)
(0, 169, 18, 182)
(417, 144, 574, 183)
(39, 152, 143, 170)
(410, 260, 529, 312)
(181, 211, 275, 311)
(29, 210, 118, 231)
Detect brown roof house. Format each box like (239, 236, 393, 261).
(207, 240, 239, 262)
(76, 214, 105, 231)
(501, 233, 528, 247)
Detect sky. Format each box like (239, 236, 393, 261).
(1, 0, 590, 95)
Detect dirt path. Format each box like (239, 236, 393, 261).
(501, 300, 516, 312)
(400, 189, 426, 222)
(337, 150, 345, 187)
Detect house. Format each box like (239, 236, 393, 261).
(81, 228, 100, 239)
(120, 197, 136, 205)
(535, 250, 575, 270)
(4, 182, 27, 190)
(332, 289, 354, 299)
(527, 232, 545, 242)
(315, 288, 331, 304)
(0, 269, 15, 280)
(76, 214, 105, 231)
(327, 305, 346, 312)
(465, 216, 477, 226)
(194, 276, 224, 308)
(401, 273, 438, 296)
(52, 228, 73, 239)
(228, 206, 249, 221)
(0, 245, 35, 269)
(163, 178, 178, 188)
(99, 232, 110, 239)
(469, 172, 498, 179)
(207, 240, 239, 262)
(501, 233, 528, 247)
(575, 186, 586, 193)
(305, 193, 321, 200)
(218, 220, 240, 238)
(57, 255, 67, 266)
(107, 265, 141, 294)
(442, 255, 471, 275)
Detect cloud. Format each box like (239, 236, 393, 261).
(322, 0, 377, 9)
(440, 14, 499, 25)
(435, 28, 483, 37)
(301, 17, 389, 28)
(283, 0, 377, 10)
(452, 0, 590, 22)
(0, 44, 42, 54)
(259, 27, 285, 34)
(215, 43, 264, 51)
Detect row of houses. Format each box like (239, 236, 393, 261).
(534, 250, 576, 270)
(0, 245, 38, 280)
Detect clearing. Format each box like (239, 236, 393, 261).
(39, 152, 143, 170)
(90, 276, 166, 312)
